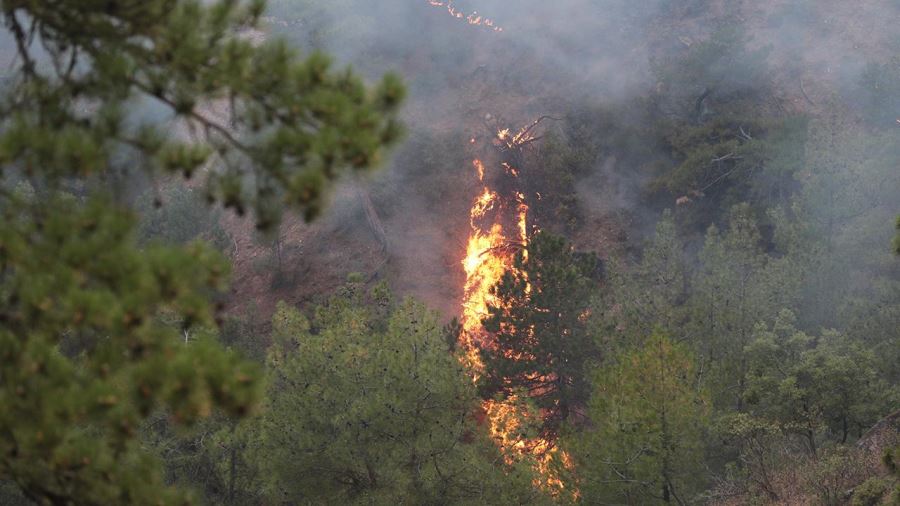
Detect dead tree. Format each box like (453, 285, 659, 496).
(356, 183, 390, 279)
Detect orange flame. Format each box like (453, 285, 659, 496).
(426, 0, 504, 32)
(459, 126, 575, 498)
(472, 158, 486, 181)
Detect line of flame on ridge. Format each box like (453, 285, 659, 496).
(460, 125, 576, 499)
(426, 0, 504, 32)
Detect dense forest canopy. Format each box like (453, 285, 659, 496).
(0, 0, 898, 505)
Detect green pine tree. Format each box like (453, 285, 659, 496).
(690, 203, 800, 410)
(606, 209, 689, 343)
(478, 231, 599, 440)
(0, 1, 404, 503)
(743, 309, 894, 453)
(1, 0, 404, 227)
(573, 331, 709, 505)
(0, 194, 260, 504)
(255, 282, 543, 505)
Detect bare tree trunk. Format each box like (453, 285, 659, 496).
(357, 182, 390, 280)
(359, 187, 388, 255)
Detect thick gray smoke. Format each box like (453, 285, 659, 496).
(251, 0, 900, 317)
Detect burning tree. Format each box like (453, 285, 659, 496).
(458, 115, 584, 497)
(477, 232, 600, 440)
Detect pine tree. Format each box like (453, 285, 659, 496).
(573, 332, 709, 505)
(690, 203, 800, 410)
(797, 106, 899, 329)
(0, 195, 260, 504)
(743, 310, 893, 453)
(0, 1, 404, 503)
(607, 209, 689, 343)
(0, 0, 404, 227)
(478, 231, 599, 439)
(256, 283, 543, 505)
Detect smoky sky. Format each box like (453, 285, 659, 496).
(3, 1, 895, 318)
(253, 0, 900, 315)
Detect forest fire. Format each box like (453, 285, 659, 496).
(459, 121, 574, 497)
(426, 0, 503, 32)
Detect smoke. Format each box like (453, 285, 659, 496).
(249, 0, 900, 317)
(256, 1, 661, 312)
(4, 0, 887, 319)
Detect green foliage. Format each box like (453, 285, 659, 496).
(714, 412, 790, 502)
(649, 114, 807, 230)
(219, 305, 268, 364)
(478, 232, 599, 438)
(797, 109, 900, 334)
(801, 108, 891, 244)
(1, 0, 405, 229)
(138, 185, 231, 252)
(691, 203, 801, 409)
(883, 445, 900, 505)
(0, 0, 404, 502)
(0, 480, 30, 506)
(525, 107, 623, 233)
(590, 92, 897, 497)
(0, 195, 260, 504)
(255, 284, 542, 505)
(604, 210, 689, 342)
(642, 23, 811, 232)
(528, 134, 584, 232)
(804, 446, 866, 505)
(852, 476, 892, 506)
(744, 310, 891, 452)
(573, 332, 709, 505)
(652, 25, 771, 120)
(712, 417, 889, 505)
(141, 412, 264, 506)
